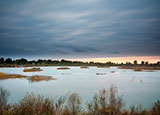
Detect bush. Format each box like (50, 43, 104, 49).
(87, 85, 125, 115)
(0, 87, 11, 114)
(64, 93, 81, 115)
(0, 86, 160, 115)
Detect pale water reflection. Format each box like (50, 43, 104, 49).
(0, 66, 160, 109)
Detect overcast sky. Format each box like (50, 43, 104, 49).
(0, 0, 160, 59)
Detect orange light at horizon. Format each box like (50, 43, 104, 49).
(67, 56, 160, 64)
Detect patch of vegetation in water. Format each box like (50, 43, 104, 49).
(23, 68, 43, 72)
(0, 72, 27, 80)
(28, 75, 56, 82)
(57, 67, 70, 70)
(96, 73, 106, 75)
(97, 65, 110, 68)
(0, 72, 56, 82)
(80, 66, 89, 69)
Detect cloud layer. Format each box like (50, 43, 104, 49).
(0, 0, 160, 59)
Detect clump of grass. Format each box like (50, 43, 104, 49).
(0, 87, 10, 114)
(64, 93, 81, 115)
(0, 72, 27, 80)
(0, 72, 56, 82)
(57, 67, 70, 70)
(87, 86, 125, 115)
(23, 68, 43, 72)
(150, 100, 160, 115)
(28, 75, 56, 82)
(80, 66, 89, 69)
(13, 93, 55, 115)
(110, 71, 115, 73)
(96, 73, 106, 75)
(134, 68, 142, 71)
(97, 65, 110, 68)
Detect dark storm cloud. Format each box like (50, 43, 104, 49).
(0, 0, 160, 58)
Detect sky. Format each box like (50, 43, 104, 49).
(0, 0, 160, 61)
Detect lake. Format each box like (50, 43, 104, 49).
(0, 66, 160, 109)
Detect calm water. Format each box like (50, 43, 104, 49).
(0, 66, 160, 109)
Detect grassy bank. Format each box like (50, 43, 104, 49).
(0, 86, 159, 115)
(118, 66, 160, 72)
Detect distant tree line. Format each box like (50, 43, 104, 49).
(0, 57, 160, 66)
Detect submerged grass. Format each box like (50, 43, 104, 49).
(0, 86, 160, 115)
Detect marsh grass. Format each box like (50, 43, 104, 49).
(96, 73, 106, 75)
(80, 66, 89, 69)
(23, 68, 43, 72)
(110, 71, 115, 73)
(0, 72, 27, 80)
(28, 75, 56, 82)
(57, 67, 70, 70)
(0, 72, 56, 82)
(0, 86, 160, 115)
(119, 66, 160, 70)
(134, 68, 142, 71)
(97, 65, 110, 68)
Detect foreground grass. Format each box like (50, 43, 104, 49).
(0, 86, 160, 115)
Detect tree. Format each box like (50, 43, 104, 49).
(15, 58, 28, 64)
(141, 61, 144, 65)
(5, 58, 12, 64)
(145, 61, 148, 65)
(0, 57, 4, 64)
(133, 60, 137, 65)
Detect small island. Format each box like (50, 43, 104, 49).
(28, 75, 56, 82)
(57, 67, 70, 70)
(80, 66, 89, 69)
(0, 72, 27, 80)
(0, 72, 56, 82)
(23, 68, 43, 72)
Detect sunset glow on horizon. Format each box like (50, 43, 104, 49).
(67, 56, 160, 64)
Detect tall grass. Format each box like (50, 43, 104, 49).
(0, 86, 160, 115)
